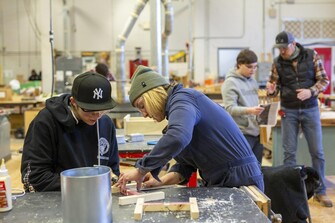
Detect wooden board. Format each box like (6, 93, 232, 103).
(119, 191, 165, 206)
(241, 185, 271, 218)
(123, 114, 167, 135)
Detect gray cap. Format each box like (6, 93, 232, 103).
(274, 31, 295, 48)
(128, 65, 169, 106)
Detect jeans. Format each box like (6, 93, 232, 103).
(244, 134, 264, 164)
(281, 106, 326, 194)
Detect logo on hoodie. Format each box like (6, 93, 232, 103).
(99, 137, 110, 160)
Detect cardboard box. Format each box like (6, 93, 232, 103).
(0, 87, 13, 101)
(124, 114, 168, 135)
(24, 107, 43, 135)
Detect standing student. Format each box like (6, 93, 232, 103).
(221, 49, 264, 163)
(266, 31, 332, 207)
(21, 71, 120, 192)
(95, 63, 115, 81)
(117, 65, 264, 193)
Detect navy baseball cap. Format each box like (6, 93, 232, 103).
(72, 71, 117, 111)
(274, 31, 295, 48)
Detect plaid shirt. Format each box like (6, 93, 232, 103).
(269, 49, 329, 97)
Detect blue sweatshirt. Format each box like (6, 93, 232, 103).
(136, 84, 263, 189)
(21, 94, 120, 192)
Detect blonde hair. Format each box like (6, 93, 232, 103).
(142, 86, 168, 118)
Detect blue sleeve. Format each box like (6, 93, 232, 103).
(135, 93, 200, 180)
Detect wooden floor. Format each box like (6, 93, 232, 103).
(6, 137, 335, 222)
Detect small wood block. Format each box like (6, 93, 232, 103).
(126, 190, 141, 196)
(189, 197, 199, 219)
(134, 198, 145, 220)
(112, 182, 137, 194)
(119, 191, 165, 206)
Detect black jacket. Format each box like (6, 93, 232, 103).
(275, 43, 318, 109)
(21, 94, 120, 192)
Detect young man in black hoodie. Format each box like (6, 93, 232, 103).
(21, 71, 120, 192)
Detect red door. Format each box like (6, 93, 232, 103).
(314, 48, 332, 95)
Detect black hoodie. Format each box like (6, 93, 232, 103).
(21, 94, 120, 192)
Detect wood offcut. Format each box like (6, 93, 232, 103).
(134, 197, 199, 221)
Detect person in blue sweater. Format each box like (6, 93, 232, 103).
(117, 65, 264, 193)
(21, 71, 120, 192)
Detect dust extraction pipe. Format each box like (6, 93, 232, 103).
(161, 0, 173, 79)
(115, 0, 173, 104)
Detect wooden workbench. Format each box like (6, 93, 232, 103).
(0, 187, 270, 222)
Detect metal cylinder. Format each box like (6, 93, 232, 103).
(61, 166, 112, 223)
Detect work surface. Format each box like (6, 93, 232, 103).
(0, 187, 270, 223)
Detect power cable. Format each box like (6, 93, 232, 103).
(49, 0, 55, 97)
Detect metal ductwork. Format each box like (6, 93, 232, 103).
(115, 0, 174, 104)
(161, 0, 174, 79)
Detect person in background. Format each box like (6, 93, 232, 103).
(21, 71, 120, 192)
(28, 69, 41, 81)
(117, 65, 264, 193)
(95, 63, 115, 81)
(221, 49, 264, 164)
(266, 31, 332, 207)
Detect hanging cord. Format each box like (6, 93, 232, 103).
(49, 0, 55, 97)
(16, 0, 21, 67)
(96, 119, 100, 166)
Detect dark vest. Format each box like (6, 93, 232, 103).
(275, 44, 318, 109)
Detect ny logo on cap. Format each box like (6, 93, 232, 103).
(93, 88, 103, 100)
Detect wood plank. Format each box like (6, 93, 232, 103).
(134, 198, 144, 220)
(112, 182, 137, 194)
(142, 202, 190, 212)
(133, 197, 199, 221)
(242, 185, 271, 218)
(189, 197, 199, 219)
(119, 191, 165, 206)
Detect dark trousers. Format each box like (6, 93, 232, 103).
(244, 134, 264, 164)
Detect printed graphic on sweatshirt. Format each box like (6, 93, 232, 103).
(99, 137, 110, 160)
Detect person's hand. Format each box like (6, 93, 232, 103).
(117, 169, 145, 194)
(296, 89, 312, 101)
(266, 82, 276, 94)
(142, 173, 163, 188)
(247, 106, 265, 115)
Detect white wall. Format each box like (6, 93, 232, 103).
(0, 0, 335, 93)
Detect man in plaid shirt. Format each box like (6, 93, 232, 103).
(266, 31, 332, 207)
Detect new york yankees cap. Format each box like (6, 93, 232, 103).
(72, 71, 117, 111)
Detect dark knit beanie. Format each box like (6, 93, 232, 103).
(128, 65, 169, 106)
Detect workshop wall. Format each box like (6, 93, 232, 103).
(0, 0, 335, 93)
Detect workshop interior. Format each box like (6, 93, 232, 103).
(0, 0, 335, 222)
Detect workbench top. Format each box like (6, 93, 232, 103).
(0, 187, 270, 223)
(117, 135, 161, 152)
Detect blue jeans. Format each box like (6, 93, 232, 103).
(281, 106, 326, 194)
